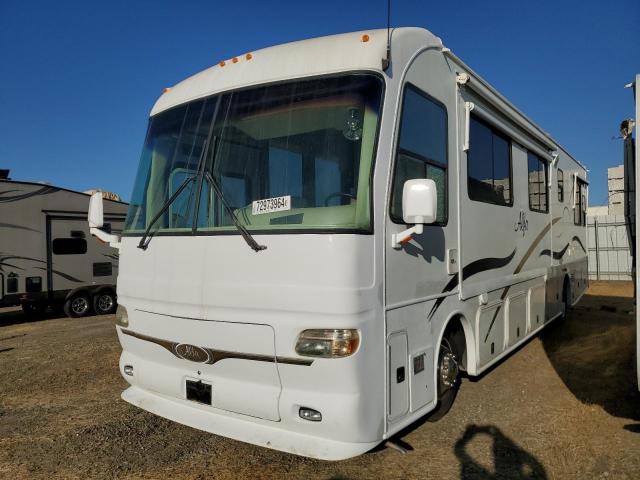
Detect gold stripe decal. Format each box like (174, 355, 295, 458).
(120, 329, 313, 366)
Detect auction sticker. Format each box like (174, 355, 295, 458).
(252, 195, 291, 215)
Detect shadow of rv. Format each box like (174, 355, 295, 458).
(0, 307, 63, 327)
(454, 424, 547, 479)
(541, 288, 640, 425)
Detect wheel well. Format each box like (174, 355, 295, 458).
(442, 315, 468, 372)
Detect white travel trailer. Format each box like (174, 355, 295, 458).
(89, 28, 588, 460)
(0, 175, 127, 317)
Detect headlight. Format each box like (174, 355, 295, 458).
(295, 329, 360, 358)
(115, 305, 129, 327)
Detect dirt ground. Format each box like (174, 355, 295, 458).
(0, 281, 638, 479)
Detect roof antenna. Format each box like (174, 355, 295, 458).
(382, 0, 391, 71)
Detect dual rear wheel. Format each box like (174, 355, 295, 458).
(63, 290, 117, 318)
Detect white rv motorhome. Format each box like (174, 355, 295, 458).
(89, 28, 588, 460)
(0, 176, 127, 317)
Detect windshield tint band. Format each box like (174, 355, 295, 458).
(124, 72, 384, 236)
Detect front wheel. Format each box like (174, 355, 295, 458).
(428, 334, 461, 422)
(93, 290, 117, 315)
(64, 292, 92, 318)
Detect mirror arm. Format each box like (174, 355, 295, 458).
(391, 224, 423, 249)
(89, 227, 121, 250)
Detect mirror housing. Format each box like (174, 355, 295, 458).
(402, 178, 437, 225)
(88, 191, 104, 228)
(88, 191, 121, 249)
(391, 179, 438, 249)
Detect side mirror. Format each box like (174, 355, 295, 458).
(88, 191, 104, 228)
(402, 178, 437, 225)
(391, 178, 438, 249)
(87, 192, 121, 249)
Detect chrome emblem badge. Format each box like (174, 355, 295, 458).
(175, 343, 209, 363)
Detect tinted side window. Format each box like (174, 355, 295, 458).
(52, 238, 87, 255)
(557, 168, 564, 202)
(467, 117, 512, 206)
(527, 152, 548, 213)
(390, 85, 447, 224)
(574, 179, 587, 226)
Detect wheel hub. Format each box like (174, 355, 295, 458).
(440, 350, 459, 388)
(97, 294, 113, 312)
(71, 298, 88, 314)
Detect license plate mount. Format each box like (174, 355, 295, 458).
(186, 379, 212, 405)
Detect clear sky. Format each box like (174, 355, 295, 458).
(1, 0, 637, 205)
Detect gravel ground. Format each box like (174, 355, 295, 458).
(0, 281, 638, 479)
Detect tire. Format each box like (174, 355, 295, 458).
(63, 292, 92, 318)
(93, 290, 117, 315)
(428, 331, 463, 422)
(21, 301, 46, 317)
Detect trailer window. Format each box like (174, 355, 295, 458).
(557, 168, 564, 202)
(467, 116, 512, 206)
(52, 238, 87, 255)
(527, 152, 548, 213)
(390, 84, 448, 224)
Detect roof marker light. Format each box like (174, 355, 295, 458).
(361, 34, 370, 43)
(232, 57, 238, 63)
(219, 60, 226, 67)
(245, 53, 253, 60)
(162, 87, 171, 94)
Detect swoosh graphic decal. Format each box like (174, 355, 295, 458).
(121, 329, 313, 366)
(539, 243, 570, 260)
(572, 235, 586, 254)
(0, 222, 41, 233)
(427, 248, 517, 320)
(36, 267, 83, 283)
(539, 236, 587, 260)
(483, 217, 562, 343)
(0, 253, 46, 273)
(0, 185, 58, 203)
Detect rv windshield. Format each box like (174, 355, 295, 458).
(124, 74, 382, 235)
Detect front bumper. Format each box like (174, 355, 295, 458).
(122, 385, 379, 461)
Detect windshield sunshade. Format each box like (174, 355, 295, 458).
(124, 74, 383, 235)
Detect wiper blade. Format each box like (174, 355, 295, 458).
(204, 171, 267, 252)
(137, 176, 195, 250)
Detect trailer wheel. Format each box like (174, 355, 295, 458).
(428, 329, 463, 422)
(21, 301, 46, 317)
(93, 290, 117, 315)
(63, 292, 92, 318)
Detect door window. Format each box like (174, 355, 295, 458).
(390, 84, 448, 224)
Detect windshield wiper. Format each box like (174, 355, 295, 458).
(137, 176, 196, 250)
(204, 170, 267, 252)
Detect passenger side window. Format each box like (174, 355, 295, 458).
(527, 152, 548, 213)
(390, 84, 448, 224)
(467, 116, 512, 206)
(557, 168, 564, 202)
(574, 179, 587, 225)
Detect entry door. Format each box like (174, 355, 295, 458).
(385, 50, 459, 424)
(48, 217, 92, 292)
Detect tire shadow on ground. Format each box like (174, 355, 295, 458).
(541, 291, 640, 426)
